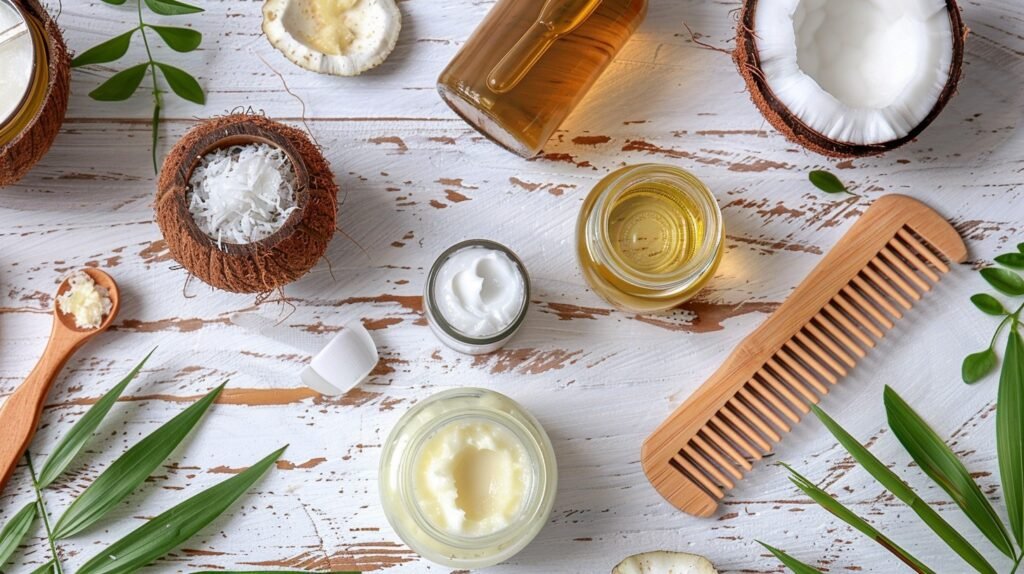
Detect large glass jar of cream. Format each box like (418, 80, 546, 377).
(380, 388, 557, 568)
(0, 0, 47, 147)
(425, 239, 530, 355)
(576, 164, 724, 312)
(437, 0, 647, 157)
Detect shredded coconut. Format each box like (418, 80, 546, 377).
(187, 143, 299, 247)
(57, 271, 112, 329)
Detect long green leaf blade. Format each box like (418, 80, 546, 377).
(144, 0, 203, 15)
(155, 62, 204, 104)
(785, 465, 935, 573)
(89, 63, 149, 102)
(77, 446, 285, 574)
(757, 542, 822, 574)
(38, 350, 155, 488)
(29, 560, 59, 574)
(0, 502, 36, 568)
(52, 383, 225, 539)
(998, 329, 1024, 546)
(71, 29, 136, 67)
(813, 405, 998, 571)
(885, 386, 1016, 558)
(148, 25, 201, 52)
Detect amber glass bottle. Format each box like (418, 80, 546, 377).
(437, 0, 647, 157)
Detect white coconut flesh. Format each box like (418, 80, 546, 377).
(612, 551, 718, 574)
(263, 0, 401, 76)
(754, 0, 954, 145)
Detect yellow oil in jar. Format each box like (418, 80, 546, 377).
(576, 164, 724, 313)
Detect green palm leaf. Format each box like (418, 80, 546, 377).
(813, 404, 998, 571)
(885, 386, 1016, 558)
(0, 502, 37, 569)
(52, 383, 224, 539)
(998, 330, 1024, 546)
(757, 542, 822, 574)
(37, 350, 155, 488)
(76, 446, 285, 574)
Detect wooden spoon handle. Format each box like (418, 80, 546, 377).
(0, 333, 82, 491)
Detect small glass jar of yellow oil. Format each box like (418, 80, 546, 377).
(576, 164, 724, 312)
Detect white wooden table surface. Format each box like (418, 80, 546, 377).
(2, 0, 1023, 572)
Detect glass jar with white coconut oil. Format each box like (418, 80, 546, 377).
(379, 388, 557, 569)
(0, 0, 48, 146)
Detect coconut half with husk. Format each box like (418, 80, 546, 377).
(156, 113, 338, 294)
(735, 0, 966, 157)
(0, 0, 70, 186)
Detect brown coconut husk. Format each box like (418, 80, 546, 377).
(734, 0, 967, 158)
(0, 0, 70, 186)
(156, 114, 338, 294)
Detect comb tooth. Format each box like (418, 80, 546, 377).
(873, 256, 922, 301)
(785, 340, 837, 384)
(851, 276, 901, 321)
(831, 292, 880, 337)
(776, 349, 828, 394)
(824, 303, 875, 349)
(701, 427, 753, 471)
(881, 246, 931, 292)
(739, 386, 792, 431)
(891, 236, 940, 282)
(863, 265, 912, 309)
(898, 228, 950, 273)
(733, 393, 785, 439)
(757, 370, 810, 414)
(805, 322, 856, 367)
(693, 434, 743, 480)
(749, 378, 800, 423)
(672, 454, 724, 499)
(795, 330, 847, 377)
(839, 284, 897, 329)
(711, 415, 763, 459)
(683, 444, 734, 490)
(765, 359, 820, 404)
(813, 315, 866, 358)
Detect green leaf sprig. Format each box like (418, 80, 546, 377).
(71, 0, 206, 174)
(808, 170, 856, 196)
(963, 243, 1024, 384)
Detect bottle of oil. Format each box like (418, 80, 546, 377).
(437, 0, 647, 158)
(576, 164, 724, 313)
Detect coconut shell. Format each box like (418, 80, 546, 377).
(0, 0, 70, 186)
(156, 114, 338, 294)
(734, 0, 967, 158)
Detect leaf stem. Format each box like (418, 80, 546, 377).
(25, 453, 63, 574)
(1013, 554, 1023, 574)
(137, 0, 161, 174)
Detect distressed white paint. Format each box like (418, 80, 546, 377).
(1, 0, 1023, 572)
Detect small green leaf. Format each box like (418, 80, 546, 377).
(757, 542, 822, 574)
(0, 502, 37, 569)
(53, 384, 225, 539)
(38, 350, 155, 488)
(971, 293, 1006, 316)
(155, 62, 204, 105)
(89, 63, 149, 102)
(997, 329, 1024, 546)
(144, 0, 203, 15)
(885, 386, 1017, 559)
(963, 349, 999, 385)
(981, 267, 1024, 296)
(1019, 243, 1024, 254)
(996, 253, 1024, 270)
(71, 29, 137, 67)
(808, 170, 848, 194)
(100, 0, 127, 4)
(76, 446, 286, 574)
(148, 25, 201, 52)
(29, 560, 59, 574)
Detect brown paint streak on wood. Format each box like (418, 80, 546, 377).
(114, 316, 231, 333)
(429, 199, 447, 209)
(728, 158, 792, 173)
(243, 542, 417, 571)
(541, 302, 613, 321)
(363, 317, 403, 331)
(729, 234, 824, 255)
(436, 177, 478, 189)
(509, 176, 541, 192)
(369, 136, 408, 153)
(445, 189, 470, 203)
(634, 301, 780, 333)
(47, 387, 382, 409)
(572, 135, 611, 145)
(429, 136, 456, 145)
(530, 152, 592, 168)
(340, 294, 423, 315)
(472, 348, 583, 375)
(140, 239, 172, 264)
(621, 139, 722, 167)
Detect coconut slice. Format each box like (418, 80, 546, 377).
(735, 0, 966, 157)
(613, 551, 718, 574)
(262, 0, 401, 76)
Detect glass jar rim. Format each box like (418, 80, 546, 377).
(588, 164, 723, 291)
(424, 239, 530, 346)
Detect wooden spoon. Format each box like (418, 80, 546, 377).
(0, 269, 120, 492)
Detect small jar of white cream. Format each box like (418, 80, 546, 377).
(379, 388, 557, 569)
(424, 240, 529, 355)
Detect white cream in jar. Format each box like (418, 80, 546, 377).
(379, 388, 557, 569)
(0, 0, 33, 127)
(425, 240, 529, 355)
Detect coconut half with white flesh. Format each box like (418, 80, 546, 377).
(262, 0, 401, 76)
(612, 551, 718, 574)
(735, 0, 966, 157)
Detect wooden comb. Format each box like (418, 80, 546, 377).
(640, 194, 967, 517)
